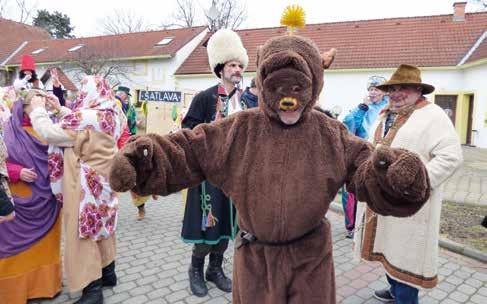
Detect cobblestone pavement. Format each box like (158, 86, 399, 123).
(443, 146, 487, 205)
(33, 192, 487, 304)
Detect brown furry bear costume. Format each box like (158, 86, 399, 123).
(109, 35, 430, 303)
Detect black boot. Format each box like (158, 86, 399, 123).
(188, 255, 208, 297)
(102, 261, 117, 287)
(205, 253, 232, 292)
(74, 279, 103, 304)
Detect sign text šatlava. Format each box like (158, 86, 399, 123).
(139, 90, 182, 102)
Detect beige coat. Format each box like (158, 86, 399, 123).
(30, 107, 116, 292)
(354, 103, 463, 289)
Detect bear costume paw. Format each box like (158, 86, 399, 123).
(355, 146, 431, 217)
(109, 135, 154, 193)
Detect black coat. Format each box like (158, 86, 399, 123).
(181, 85, 237, 244)
(0, 182, 14, 216)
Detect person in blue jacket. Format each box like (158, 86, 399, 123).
(341, 75, 388, 238)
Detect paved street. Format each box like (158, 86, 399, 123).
(34, 192, 487, 304)
(443, 146, 487, 205)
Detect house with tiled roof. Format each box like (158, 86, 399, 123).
(175, 2, 487, 148)
(0, 18, 51, 84)
(0, 20, 208, 134)
(2, 26, 208, 92)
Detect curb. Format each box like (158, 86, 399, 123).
(328, 201, 487, 263)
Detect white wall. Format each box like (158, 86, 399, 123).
(175, 72, 256, 94)
(319, 69, 468, 118)
(126, 28, 209, 93)
(176, 75, 217, 93)
(319, 70, 391, 119)
(175, 70, 465, 118)
(175, 68, 487, 148)
(463, 64, 487, 147)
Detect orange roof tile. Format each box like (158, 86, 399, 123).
(0, 18, 50, 64)
(465, 32, 487, 64)
(4, 26, 207, 66)
(175, 12, 487, 75)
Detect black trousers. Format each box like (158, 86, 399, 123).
(192, 239, 229, 258)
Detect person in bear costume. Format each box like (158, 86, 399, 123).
(108, 34, 431, 303)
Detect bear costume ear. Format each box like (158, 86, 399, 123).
(255, 45, 263, 68)
(321, 48, 337, 70)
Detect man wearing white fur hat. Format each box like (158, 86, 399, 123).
(180, 29, 248, 297)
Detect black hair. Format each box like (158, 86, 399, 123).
(19, 70, 38, 83)
(250, 78, 256, 88)
(213, 63, 225, 78)
(313, 105, 334, 119)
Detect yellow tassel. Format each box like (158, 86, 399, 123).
(280, 4, 306, 35)
(141, 101, 148, 117)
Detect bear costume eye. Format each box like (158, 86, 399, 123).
(291, 85, 301, 93)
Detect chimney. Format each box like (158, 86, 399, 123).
(453, 2, 467, 21)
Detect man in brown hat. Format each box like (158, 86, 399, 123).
(353, 64, 463, 304)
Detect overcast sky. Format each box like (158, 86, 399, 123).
(3, 0, 486, 37)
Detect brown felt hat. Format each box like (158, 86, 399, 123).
(376, 64, 435, 95)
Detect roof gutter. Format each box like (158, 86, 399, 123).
(458, 57, 487, 69)
(1, 41, 28, 66)
(174, 65, 461, 77)
(4, 53, 173, 68)
(457, 31, 487, 66)
(175, 71, 257, 78)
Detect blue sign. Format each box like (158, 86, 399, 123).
(139, 90, 182, 102)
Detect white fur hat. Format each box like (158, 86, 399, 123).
(207, 29, 248, 78)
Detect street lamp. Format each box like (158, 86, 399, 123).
(207, 1, 219, 32)
(208, 3, 218, 20)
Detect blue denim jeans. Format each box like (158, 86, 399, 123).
(387, 275, 419, 304)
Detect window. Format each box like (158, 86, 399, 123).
(155, 37, 174, 46)
(68, 44, 84, 52)
(31, 48, 46, 54)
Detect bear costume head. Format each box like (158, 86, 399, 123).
(256, 35, 324, 126)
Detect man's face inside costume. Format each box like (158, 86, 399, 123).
(265, 66, 312, 125)
(255, 36, 323, 126)
(221, 60, 243, 85)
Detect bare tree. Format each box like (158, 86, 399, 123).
(161, 0, 198, 29)
(99, 9, 149, 35)
(0, 0, 37, 23)
(64, 42, 132, 87)
(161, 0, 246, 31)
(15, 0, 36, 23)
(0, 0, 8, 18)
(205, 0, 247, 32)
(471, 0, 487, 10)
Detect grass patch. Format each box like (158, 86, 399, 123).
(440, 201, 487, 252)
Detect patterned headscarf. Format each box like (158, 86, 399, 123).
(60, 75, 126, 136)
(49, 76, 125, 241)
(0, 86, 16, 125)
